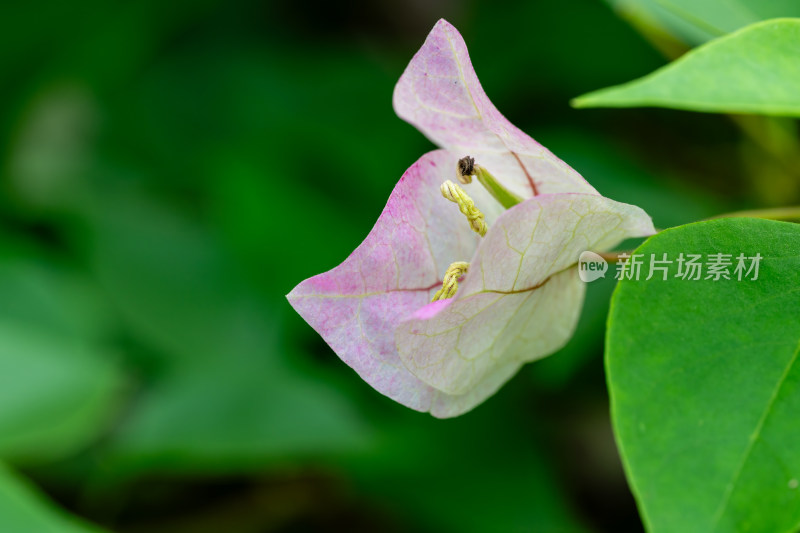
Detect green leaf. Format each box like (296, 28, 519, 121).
(659, 0, 800, 37)
(0, 252, 121, 463)
(0, 464, 104, 532)
(0, 322, 122, 463)
(607, 218, 800, 532)
(606, 0, 800, 45)
(0, 259, 113, 343)
(573, 19, 800, 116)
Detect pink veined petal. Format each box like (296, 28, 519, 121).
(393, 19, 598, 200)
(395, 192, 656, 397)
(287, 150, 502, 415)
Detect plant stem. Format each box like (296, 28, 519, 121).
(710, 206, 800, 222)
(598, 251, 629, 263)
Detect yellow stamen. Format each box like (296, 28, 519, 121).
(432, 261, 469, 301)
(440, 180, 487, 236)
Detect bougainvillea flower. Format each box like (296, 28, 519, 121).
(287, 19, 654, 417)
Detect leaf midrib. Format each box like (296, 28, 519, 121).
(709, 337, 800, 530)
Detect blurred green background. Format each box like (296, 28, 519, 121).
(1, 0, 793, 531)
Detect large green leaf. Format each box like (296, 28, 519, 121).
(607, 218, 800, 532)
(0, 464, 103, 532)
(573, 19, 800, 116)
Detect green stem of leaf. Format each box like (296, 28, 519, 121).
(710, 206, 800, 222)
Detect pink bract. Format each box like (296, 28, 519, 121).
(287, 19, 654, 417)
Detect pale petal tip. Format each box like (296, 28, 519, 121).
(638, 212, 657, 236)
(285, 278, 306, 303)
(392, 18, 463, 116)
(432, 18, 455, 31)
(285, 282, 307, 320)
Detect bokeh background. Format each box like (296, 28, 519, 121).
(1, 0, 794, 531)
